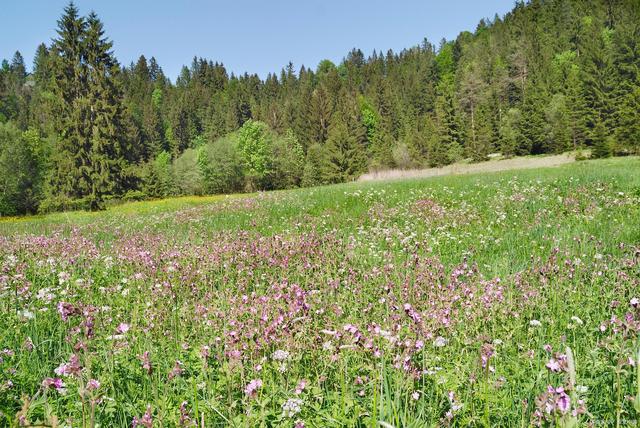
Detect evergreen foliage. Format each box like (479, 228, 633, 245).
(1, 0, 639, 215)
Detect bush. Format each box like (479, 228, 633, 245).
(198, 136, 244, 194)
(174, 148, 205, 196)
(270, 130, 304, 189)
(143, 151, 176, 198)
(122, 190, 147, 202)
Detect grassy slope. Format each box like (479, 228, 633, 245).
(1, 156, 639, 427)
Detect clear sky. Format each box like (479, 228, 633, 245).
(1, 0, 515, 81)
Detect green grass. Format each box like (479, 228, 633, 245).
(1, 156, 639, 427)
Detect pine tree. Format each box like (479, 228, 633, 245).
(432, 75, 463, 166)
(500, 108, 523, 158)
(591, 119, 612, 158)
(83, 12, 132, 207)
(301, 143, 326, 187)
(304, 86, 332, 147)
(44, 4, 133, 210)
(611, 7, 640, 153)
(545, 94, 572, 153)
(580, 18, 616, 143)
(321, 95, 367, 183)
(459, 62, 489, 161)
(45, 2, 90, 208)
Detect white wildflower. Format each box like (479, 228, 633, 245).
(433, 336, 448, 348)
(272, 350, 290, 361)
(281, 398, 303, 418)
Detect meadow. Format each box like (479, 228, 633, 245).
(1, 156, 639, 427)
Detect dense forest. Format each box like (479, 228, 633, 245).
(0, 0, 638, 215)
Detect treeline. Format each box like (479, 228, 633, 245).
(1, 0, 639, 215)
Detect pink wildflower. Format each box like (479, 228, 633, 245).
(168, 360, 184, 380)
(295, 379, 308, 395)
(54, 354, 82, 377)
(244, 378, 263, 398)
(138, 351, 152, 375)
(116, 323, 130, 334)
(57, 301, 77, 321)
(132, 405, 153, 428)
(480, 343, 494, 369)
(42, 377, 66, 394)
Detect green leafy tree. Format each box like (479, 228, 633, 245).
(237, 120, 272, 191)
(197, 136, 244, 194)
(0, 123, 49, 215)
(143, 151, 175, 198)
(271, 130, 304, 189)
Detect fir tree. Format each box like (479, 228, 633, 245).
(83, 12, 132, 207)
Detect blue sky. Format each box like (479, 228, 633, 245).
(2, 0, 515, 81)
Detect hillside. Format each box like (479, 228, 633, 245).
(1, 0, 639, 215)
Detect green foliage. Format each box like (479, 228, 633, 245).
(359, 96, 379, 144)
(432, 76, 463, 166)
(301, 143, 326, 187)
(197, 136, 244, 194)
(173, 148, 205, 195)
(143, 151, 175, 198)
(0, 123, 48, 215)
(322, 116, 367, 183)
(591, 120, 613, 158)
(545, 94, 572, 153)
(270, 130, 304, 189)
(500, 108, 523, 158)
(2, 0, 640, 213)
(151, 87, 163, 109)
(237, 120, 273, 191)
(615, 87, 640, 154)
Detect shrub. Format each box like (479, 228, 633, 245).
(198, 136, 244, 194)
(174, 148, 205, 196)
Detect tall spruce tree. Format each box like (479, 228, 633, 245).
(44, 4, 132, 210)
(45, 2, 89, 209)
(84, 12, 132, 207)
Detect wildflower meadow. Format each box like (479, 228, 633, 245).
(1, 156, 639, 427)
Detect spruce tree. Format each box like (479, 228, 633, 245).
(591, 119, 612, 158)
(84, 12, 132, 207)
(44, 4, 133, 210)
(45, 2, 90, 208)
(580, 18, 616, 143)
(433, 75, 463, 166)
